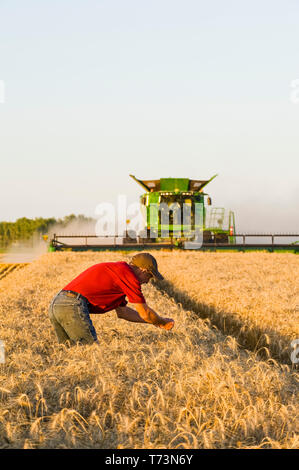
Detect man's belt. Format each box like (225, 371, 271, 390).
(61, 290, 84, 300)
(60, 290, 92, 308)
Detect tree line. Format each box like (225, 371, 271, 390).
(0, 214, 95, 247)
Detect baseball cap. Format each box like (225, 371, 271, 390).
(130, 252, 164, 281)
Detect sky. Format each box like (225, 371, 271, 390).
(0, 0, 298, 232)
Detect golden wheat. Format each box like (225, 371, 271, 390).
(152, 251, 299, 363)
(0, 252, 298, 449)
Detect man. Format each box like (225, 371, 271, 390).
(48, 252, 174, 345)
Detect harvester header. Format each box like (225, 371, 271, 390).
(48, 173, 299, 252)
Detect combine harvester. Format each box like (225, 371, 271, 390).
(126, 174, 236, 245)
(50, 175, 299, 253)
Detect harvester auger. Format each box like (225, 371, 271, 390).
(129, 174, 236, 245)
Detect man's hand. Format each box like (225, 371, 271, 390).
(158, 317, 175, 330)
(134, 303, 174, 330)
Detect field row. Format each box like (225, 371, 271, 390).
(153, 251, 299, 364)
(0, 263, 29, 281)
(0, 252, 298, 449)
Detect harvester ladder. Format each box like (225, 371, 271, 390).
(228, 211, 236, 244)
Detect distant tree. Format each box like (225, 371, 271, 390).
(0, 214, 95, 248)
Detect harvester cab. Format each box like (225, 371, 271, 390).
(129, 174, 236, 244)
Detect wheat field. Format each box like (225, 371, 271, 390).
(152, 251, 299, 364)
(0, 251, 298, 449)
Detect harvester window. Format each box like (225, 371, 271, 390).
(158, 195, 195, 229)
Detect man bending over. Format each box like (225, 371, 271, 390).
(48, 252, 174, 345)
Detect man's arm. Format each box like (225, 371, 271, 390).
(116, 304, 174, 330)
(115, 305, 147, 323)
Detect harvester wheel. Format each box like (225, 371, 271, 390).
(203, 231, 213, 243)
(123, 230, 137, 244)
(214, 233, 229, 244)
(137, 229, 158, 244)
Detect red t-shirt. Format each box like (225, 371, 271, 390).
(62, 261, 145, 313)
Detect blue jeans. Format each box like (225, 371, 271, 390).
(48, 291, 98, 345)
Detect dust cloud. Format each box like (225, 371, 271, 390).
(2, 236, 48, 263)
(1, 218, 99, 263)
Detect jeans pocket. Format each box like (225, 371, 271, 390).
(53, 302, 76, 323)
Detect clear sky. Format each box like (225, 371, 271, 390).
(0, 0, 298, 231)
